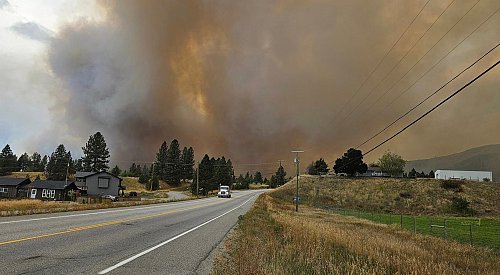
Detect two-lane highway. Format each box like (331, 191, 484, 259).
(0, 190, 265, 274)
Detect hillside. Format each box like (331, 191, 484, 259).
(405, 144, 500, 181)
(274, 176, 500, 217)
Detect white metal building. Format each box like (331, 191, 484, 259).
(434, 170, 492, 181)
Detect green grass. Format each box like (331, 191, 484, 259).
(332, 209, 500, 251)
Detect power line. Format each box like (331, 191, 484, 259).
(363, 60, 499, 156)
(360, 0, 485, 116)
(382, 6, 500, 109)
(330, 0, 432, 123)
(356, 43, 499, 149)
(336, 0, 457, 127)
(329, 60, 498, 169)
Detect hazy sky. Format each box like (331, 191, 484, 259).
(1, 0, 499, 174)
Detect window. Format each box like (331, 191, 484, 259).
(98, 177, 110, 188)
(42, 189, 55, 198)
(0, 187, 8, 193)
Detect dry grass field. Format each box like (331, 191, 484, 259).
(213, 194, 500, 274)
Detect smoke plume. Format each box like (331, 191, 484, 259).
(47, 0, 500, 172)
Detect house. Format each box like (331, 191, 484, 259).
(75, 171, 124, 197)
(358, 166, 390, 177)
(0, 177, 31, 199)
(25, 180, 79, 201)
(435, 170, 492, 181)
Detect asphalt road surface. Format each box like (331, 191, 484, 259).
(0, 190, 265, 274)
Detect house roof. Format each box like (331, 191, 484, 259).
(0, 177, 31, 186)
(75, 171, 122, 181)
(75, 171, 94, 178)
(27, 180, 77, 190)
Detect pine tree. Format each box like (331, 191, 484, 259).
(74, 159, 83, 172)
(166, 139, 181, 185)
(46, 144, 72, 181)
(17, 153, 31, 172)
(181, 146, 195, 181)
(111, 165, 121, 176)
(275, 164, 287, 187)
(198, 154, 213, 195)
(81, 132, 110, 172)
(0, 144, 18, 176)
(31, 152, 44, 172)
(155, 141, 169, 180)
(254, 171, 263, 183)
(139, 165, 150, 184)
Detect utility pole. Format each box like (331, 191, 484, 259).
(196, 161, 200, 197)
(291, 150, 304, 212)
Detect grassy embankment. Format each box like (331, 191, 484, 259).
(213, 177, 500, 274)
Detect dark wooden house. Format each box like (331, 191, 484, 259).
(25, 180, 79, 201)
(0, 177, 31, 199)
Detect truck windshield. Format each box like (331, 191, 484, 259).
(220, 186, 229, 191)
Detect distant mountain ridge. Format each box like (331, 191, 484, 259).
(405, 144, 500, 181)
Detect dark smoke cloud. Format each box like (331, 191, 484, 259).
(48, 0, 500, 172)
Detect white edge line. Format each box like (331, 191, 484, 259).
(0, 198, 205, 225)
(98, 194, 256, 274)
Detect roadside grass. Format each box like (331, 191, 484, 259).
(0, 199, 161, 217)
(213, 194, 500, 274)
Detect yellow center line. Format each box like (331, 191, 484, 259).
(0, 199, 227, 246)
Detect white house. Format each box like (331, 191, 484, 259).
(434, 170, 492, 181)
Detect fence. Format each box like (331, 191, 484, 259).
(330, 208, 500, 251)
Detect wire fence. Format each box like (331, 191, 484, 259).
(330, 208, 500, 251)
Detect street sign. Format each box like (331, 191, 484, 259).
(293, 196, 301, 202)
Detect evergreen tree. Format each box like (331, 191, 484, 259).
(306, 163, 318, 175)
(254, 171, 263, 183)
(270, 175, 277, 188)
(155, 141, 169, 180)
(139, 165, 150, 184)
(429, 170, 435, 178)
(198, 154, 213, 195)
(333, 148, 367, 176)
(74, 159, 83, 172)
(81, 132, 110, 172)
(17, 153, 31, 172)
(31, 152, 43, 172)
(0, 144, 18, 176)
(128, 163, 142, 177)
(46, 144, 73, 181)
(181, 146, 195, 181)
(166, 139, 181, 185)
(408, 168, 417, 178)
(275, 164, 287, 187)
(313, 158, 329, 175)
(111, 165, 121, 176)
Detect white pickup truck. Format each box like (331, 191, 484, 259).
(217, 185, 231, 198)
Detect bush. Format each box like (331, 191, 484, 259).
(450, 196, 470, 214)
(483, 178, 490, 182)
(440, 180, 463, 192)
